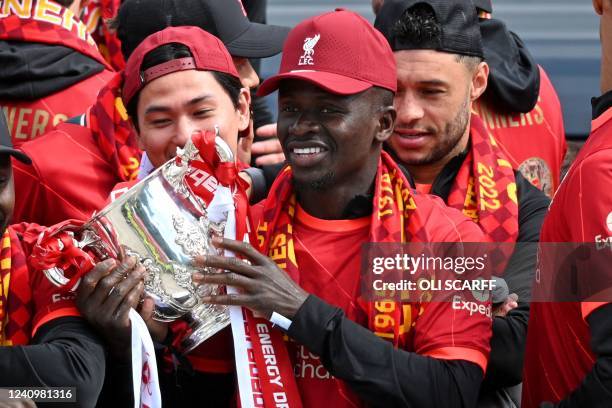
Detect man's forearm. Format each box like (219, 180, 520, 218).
(288, 295, 484, 407)
(484, 304, 529, 388)
(0, 317, 106, 408)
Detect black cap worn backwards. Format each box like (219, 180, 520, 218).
(374, 0, 484, 59)
(117, 0, 290, 60)
(0, 112, 30, 164)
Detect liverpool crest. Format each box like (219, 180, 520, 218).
(298, 34, 321, 66)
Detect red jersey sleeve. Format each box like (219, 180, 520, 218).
(539, 67, 567, 169)
(557, 150, 612, 320)
(568, 151, 612, 244)
(411, 192, 488, 243)
(29, 264, 80, 336)
(12, 155, 46, 225)
(541, 147, 612, 319)
(410, 194, 492, 373)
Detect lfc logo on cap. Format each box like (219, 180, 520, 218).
(298, 34, 321, 66)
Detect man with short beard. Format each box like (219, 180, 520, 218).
(374, 0, 550, 406)
(372, 0, 566, 199)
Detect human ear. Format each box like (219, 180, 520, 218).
(374, 105, 396, 143)
(236, 88, 251, 132)
(470, 61, 489, 102)
(594, 0, 603, 15)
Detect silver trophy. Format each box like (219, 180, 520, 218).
(41, 131, 234, 352)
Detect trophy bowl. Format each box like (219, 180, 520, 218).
(40, 132, 235, 353)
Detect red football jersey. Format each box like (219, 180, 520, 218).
(252, 195, 492, 408)
(1, 70, 114, 147)
(473, 66, 566, 198)
(0, 0, 114, 147)
(522, 106, 612, 407)
(13, 122, 121, 226)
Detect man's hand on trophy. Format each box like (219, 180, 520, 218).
(75, 256, 146, 362)
(192, 237, 309, 320)
(138, 295, 169, 343)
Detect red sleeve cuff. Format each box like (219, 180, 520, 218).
(32, 306, 81, 337)
(422, 346, 488, 374)
(581, 302, 610, 320)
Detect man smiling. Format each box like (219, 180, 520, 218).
(194, 9, 492, 407)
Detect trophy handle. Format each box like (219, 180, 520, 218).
(33, 224, 105, 290)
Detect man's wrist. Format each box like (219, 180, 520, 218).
(287, 295, 343, 356)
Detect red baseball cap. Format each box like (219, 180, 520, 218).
(257, 9, 397, 96)
(122, 26, 239, 106)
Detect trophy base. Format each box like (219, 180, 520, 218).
(181, 304, 231, 353)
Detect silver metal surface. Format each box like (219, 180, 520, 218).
(42, 134, 234, 352)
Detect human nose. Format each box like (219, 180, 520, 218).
(394, 92, 425, 124)
(288, 111, 320, 138)
(175, 117, 200, 147)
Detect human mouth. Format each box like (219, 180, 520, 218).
(286, 141, 330, 167)
(292, 146, 324, 155)
(392, 129, 432, 149)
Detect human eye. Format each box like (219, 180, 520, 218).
(150, 118, 171, 127)
(421, 88, 444, 96)
(320, 106, 338, 114)
(280, 104, 299, 113)
(194, 108, 213, 117)
(0, 172, 10, 187)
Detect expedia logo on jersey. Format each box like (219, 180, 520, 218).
(452, 294, 492, 318)
(298, 34, 321, 66)
(595, 211, 612, 251)
(52, 292, 76, 303)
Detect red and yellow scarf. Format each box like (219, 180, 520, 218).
(0, 231, 11, 345)
(447, 115, 519, 243)
(88, 73, 141, 181)
(0, 228, 34, 346)
(250, 151, 430, 406)
(82, 0, 125, 71)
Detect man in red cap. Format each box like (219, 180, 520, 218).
(194, 9, 492, 407)
(74, 26, 252, 407)
(0, 111, 107, 407)
(522, 0, 612, 406)
(0, 0, 115, 147)
(12, 0, 289, 227)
